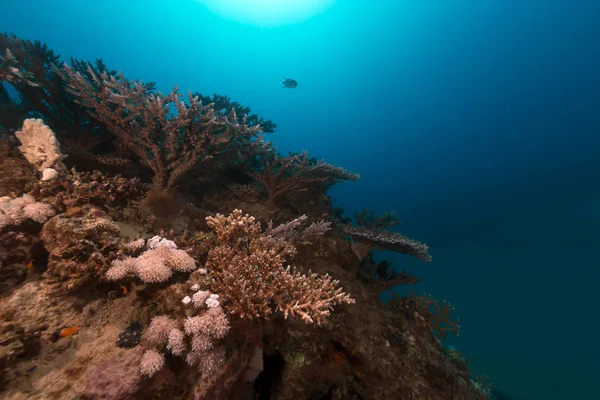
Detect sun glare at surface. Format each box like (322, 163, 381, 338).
(196, 0, 335, 27)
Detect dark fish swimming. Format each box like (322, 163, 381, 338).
(281, 78, 298, 89)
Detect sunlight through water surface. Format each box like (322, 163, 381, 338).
(195, 0, 335, 27)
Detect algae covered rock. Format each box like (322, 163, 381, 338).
(41, 208, 121, 291)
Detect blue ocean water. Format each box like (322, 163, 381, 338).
(2, 0, 599, 398)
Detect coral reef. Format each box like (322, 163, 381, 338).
(0, 33, 491, 400)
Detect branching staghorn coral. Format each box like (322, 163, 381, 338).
(247, 151, 359, 209)
(264, 214, 332, 245)
(58, 65, 263, 193)
(0, 49, 36, 86)
(0, 33, 78, 135)
(340, 224, 432, 262)
(2, 34, 275, 173)
(228, 183, 264, 202)
(339, 210, 431, 285)
(205, 209, 354, 324)
(196, 92, 277, 134)
(0, 32, 128, 148)
(354, 209, 400, 230)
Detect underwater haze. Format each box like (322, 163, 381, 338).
(2, 0, 600, 398)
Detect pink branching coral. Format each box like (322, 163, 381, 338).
(205, 209, 354, 324)
(247, 152, 359, 209)
(58, 65, 263, 193)
(140, 285, 230, 378)
(106, 236, 196, 283)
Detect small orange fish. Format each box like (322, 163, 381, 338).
(59, 326, 78, 337)
(121, 285, 128, 295)
(27, 261, 33, 270)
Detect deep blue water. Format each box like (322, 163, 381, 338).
(3, 0, 600, 398)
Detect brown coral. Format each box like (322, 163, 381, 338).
(58, 65, 263, 193)
(391, 292, 461, 340)
(341, 223, 432, 262)
(247, 152, 359, 209)
(205, 209, 354, 324)
(0, 48, 36, 86)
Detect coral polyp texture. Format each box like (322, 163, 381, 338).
(106, 236, 196, 283)
(0, 194, 55, 228)
(0, 33, 489, 400)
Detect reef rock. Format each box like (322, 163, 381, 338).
(41, 208, 121, 291)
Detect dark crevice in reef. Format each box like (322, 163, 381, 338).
(253, 351, 285, 399)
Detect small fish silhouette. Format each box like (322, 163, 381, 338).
(281, 78, 298, 89)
